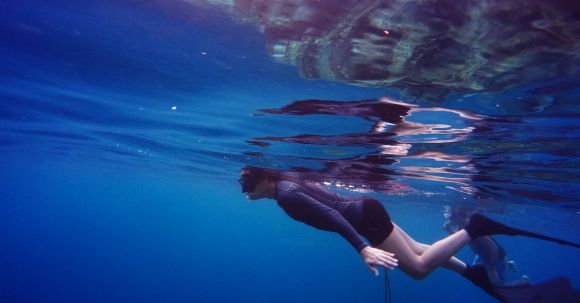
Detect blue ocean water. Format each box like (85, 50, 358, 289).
(1, 1, 579, 303)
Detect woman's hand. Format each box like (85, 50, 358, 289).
(507, 260, 518, 272)
(360, 246, 398, 276)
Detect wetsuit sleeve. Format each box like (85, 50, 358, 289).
(277, 189, 369, 252)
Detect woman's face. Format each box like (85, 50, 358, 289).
(240, 170, 258, 193)
(246, 179, 271, 200)
(240, 170, 272, 200)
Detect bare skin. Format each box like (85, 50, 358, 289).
(376, 226, 469, 280)
(393, 224, 467, 274)
(243, 172, 471, 278)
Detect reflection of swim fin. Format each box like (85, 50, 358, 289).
(494, 277, 580, 303)
(465, 214, 580, 249)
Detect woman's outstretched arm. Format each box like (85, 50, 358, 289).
(276, 187, 398, 274)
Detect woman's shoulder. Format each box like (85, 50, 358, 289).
(276, 180, 319, 200)
(276, 180, 301, 192)
(274, 181, 304, 206)
(277, 179, 343, 199)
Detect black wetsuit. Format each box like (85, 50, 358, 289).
(275, 180, 394, 252)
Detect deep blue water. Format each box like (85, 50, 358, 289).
(1, 1, 579, 303)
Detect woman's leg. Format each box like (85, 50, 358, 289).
(393, 224, 466, 274)
(470, 237, 501, 285)
(377, 224, 470, 280)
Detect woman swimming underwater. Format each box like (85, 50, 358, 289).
(239, 166, 580, 302)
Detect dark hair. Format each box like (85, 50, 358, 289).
(240, 166, 283, 193)
(241, 166, 281, 182)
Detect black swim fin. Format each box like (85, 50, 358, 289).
(463, 264, 503, 300)
(464, 265, 580, 303)
(494, 277, 580, 303)
(465, 214, 580, 249)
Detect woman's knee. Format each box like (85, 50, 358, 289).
(408, 269, 430, 280)
(405, 259, 432, 280)
(379, 227, 432, 280)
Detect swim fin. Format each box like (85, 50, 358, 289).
(493, 277, 580, 303)
(464, 265, 580, 303)
(465, 214, 580, 249)
(463, 264, 502, 300)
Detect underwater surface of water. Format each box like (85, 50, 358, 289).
(1, 1, 579, 303)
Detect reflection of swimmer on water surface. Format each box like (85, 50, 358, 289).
(443, 206, 530, 287)
(258, 96, 483, 148)
(255, 97, 482, 191)
(262, 96, 483, 129)
(260, 97, 483, 151)
(373, 98, 483, 139)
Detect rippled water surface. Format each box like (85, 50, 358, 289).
(1, 1, 579, 303)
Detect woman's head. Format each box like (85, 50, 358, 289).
(443, 205, 473, 228)
(239, 166, 280, 200)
